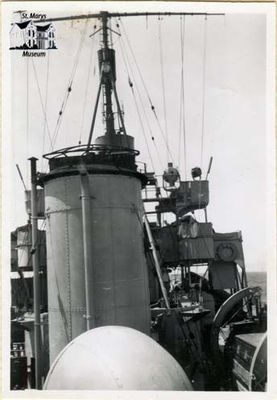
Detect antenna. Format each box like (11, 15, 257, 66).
(39, 12, 224, 153)
(16, 164, 27, 191)
(37, 11, 224, 24)
(205, 156, 213, 180)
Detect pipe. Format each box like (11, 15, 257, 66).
(143, 214, 170, 310)
(29, 157, 42, 389)
(204, 208, 208, 222)
(80, 168, 95, 330)
(112, 82, 127, 138)
(86, 78, 102, 151)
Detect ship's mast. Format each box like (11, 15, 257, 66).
(38, 11, 224, 152)
(100, 12, 115, 136)
(87, 11, 127, 149)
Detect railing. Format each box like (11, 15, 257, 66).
(43, 144, 139, 160)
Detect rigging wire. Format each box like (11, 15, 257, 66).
(31, 59, 53, 150)
(116, 21, 163, 169)
(129, 80, 155, 171)
(78, 27, 96, 145)
(26, 58, 29, 186)
(158, 18, 169, 163)
(178, 73, 182, 167)
(51, 18, 89, 149)
(119, 19, 154, 107)
(178, 16, 187, 180)
(200, 16, 208, 170)
(119, 18, 174, 162)
(41, 52, 50, 171)
(116, 33, 152, 161)
(195, 17, 209, 214)
(135, 85, 164, 170)
(152, 108, 175, 162)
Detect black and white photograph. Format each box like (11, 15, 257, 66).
(2, 0, 276, 396)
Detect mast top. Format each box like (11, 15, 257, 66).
(42, 11, 224, 159)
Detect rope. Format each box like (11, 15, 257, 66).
(78, 26, 97, 145)
(158, 18, 169, 163)
(51, 18, 89, 149)
(31, 59, 53, 150)
(200, 16, 208, 169)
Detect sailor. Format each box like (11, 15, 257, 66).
(178, 214, 199, 238)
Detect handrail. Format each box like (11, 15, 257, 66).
(43, 143, 139, 160)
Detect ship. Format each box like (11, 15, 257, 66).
(9, 9, 267, 392)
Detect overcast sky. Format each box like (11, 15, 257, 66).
(3, 2, 275, 272)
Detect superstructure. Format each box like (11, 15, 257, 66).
(10, 10, 267, 392)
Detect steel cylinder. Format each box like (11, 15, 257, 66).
(44, 170, 150, 363)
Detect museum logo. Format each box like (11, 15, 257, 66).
(10, 11, 57, 57)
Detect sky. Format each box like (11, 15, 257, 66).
(3, 1, 275, 273)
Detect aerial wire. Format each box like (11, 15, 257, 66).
(134, 82, 164, 170)
(129, 80, 155, 171)
(41, 51, 50, 172)
(31, 59, 53, 150)
(119, 19, 154, 107)
(51, 18, 89, 149)
(178, 61, 182, 167)
(151, 109, 175, 162)
(117, 21, 163, 170)
(182, 16, 187, 179)
(78, 26, 96, 145)
(197, 16, 208, 215)
(158, 18, 169, 163)
(26, 58, 29, 186)
(119, 18, 174, 163)
(200, 16, 208, 170)
(178, 15, 187, 180)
